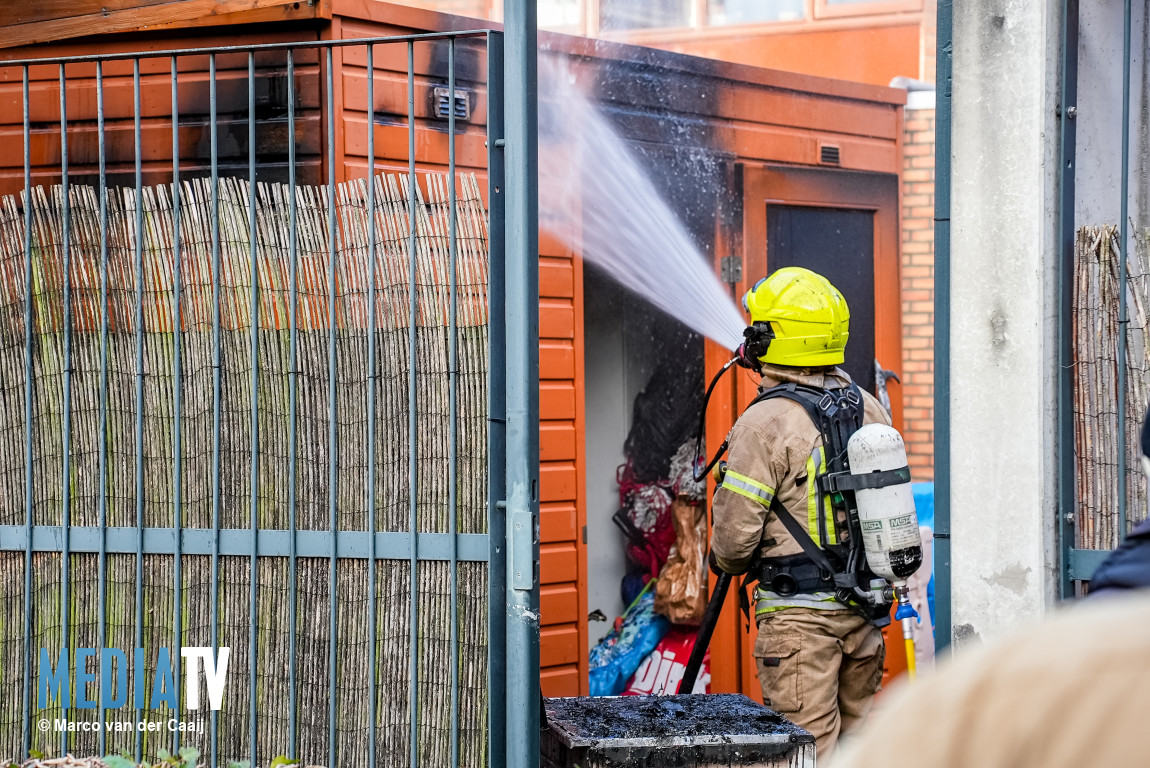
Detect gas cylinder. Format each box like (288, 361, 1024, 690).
(846, 423, 923, 582)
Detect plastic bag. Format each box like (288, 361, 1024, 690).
(622, 625, 710, 695)
(654, 497, 708, 624)
(589, 582, 671, 696)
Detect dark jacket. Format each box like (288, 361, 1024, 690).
(1089, 517, 1150, 594)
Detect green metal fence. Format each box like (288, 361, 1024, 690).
(0, 29, 538, 768)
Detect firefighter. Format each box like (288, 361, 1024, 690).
(709, 266, 891, 760)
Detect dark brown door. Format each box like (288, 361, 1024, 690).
(767, 204, 877, 392)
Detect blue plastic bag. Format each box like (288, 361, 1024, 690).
(589, 581, 671, 696)
(912, 482, 936, 631)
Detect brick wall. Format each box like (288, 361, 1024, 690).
(901, 108, 935, 480)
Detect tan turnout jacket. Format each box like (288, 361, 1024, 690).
(709, 364, 890, 611)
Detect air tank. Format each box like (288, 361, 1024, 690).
(847, 423, 922, 582)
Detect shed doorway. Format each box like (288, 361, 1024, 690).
(582, 266, 705, 653)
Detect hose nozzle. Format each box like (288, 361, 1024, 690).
(892, 582, 919, 637)
(892, 581, 919, 682)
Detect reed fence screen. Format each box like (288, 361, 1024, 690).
(0, 163, 495, 768)
(1072, 224, 1150, 553)
(0, 27, 522, 768)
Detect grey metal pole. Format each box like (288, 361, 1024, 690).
(502, 1, 541, 763)
(933, 0, 953, 651)
(1057, 0, 1080, 598)
(484, 31, 507, 768)
(1117, 0, 1132, 543)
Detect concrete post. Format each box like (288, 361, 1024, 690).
(949, 0, 1063, 643)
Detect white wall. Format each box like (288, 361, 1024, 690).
(949, 0, 1063, 644)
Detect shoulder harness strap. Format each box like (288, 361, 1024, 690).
(748, 380, 864, 554)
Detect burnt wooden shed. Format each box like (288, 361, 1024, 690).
(0, 0, 906, 706)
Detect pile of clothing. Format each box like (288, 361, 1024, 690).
(591, 356, 713, 696)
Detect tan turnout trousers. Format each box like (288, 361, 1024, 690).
(754, 607, 886, 761)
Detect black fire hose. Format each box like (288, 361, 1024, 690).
(677, 571, 731, 694)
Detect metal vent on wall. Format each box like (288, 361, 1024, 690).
(820, 143, 841, 165)
(433, 86, 471, 120)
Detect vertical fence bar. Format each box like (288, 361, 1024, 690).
(58, 61, 72, 758)
(246, 50, 260, 767)
(1057, 0, 1079, 597)
(21, 63, 34, 761)
(325, 44, 339, 768)
(406, 40, 420, 768)
(286, 48, 299, 758)
(447, 36, 460, 768)
(502, 1, 542, 763)
(96, 59, 110, 756)
(170, 55, 184, 754)
(365, 42, 379, 766)
(484, 31, 506, 768)
(209, 52, 222, 767)
(1117, 0, 1132, 542)
(132, 57, 146, 761)
(933, 0, 953, 651)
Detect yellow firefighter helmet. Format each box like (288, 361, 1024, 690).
(741, 267, 850, 367)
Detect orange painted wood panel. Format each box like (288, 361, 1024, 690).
(571, 252, 589, 695)
(339, 26, 493, 76)
(0, 50, 327, 195)
(644, 23, 920, 89)
(540, 299, 575, 340)
(540, 503, 577, 543)
(540, 422, 576, 462)
(0, 114, 322, 172)
(339, 70, 490, 127)
(540, 463, 577, 502)
(540, 584, 580, 626)
(342, 118, 489, 171)
(726, 125, 900, 175)
(540, 342, 576, 381)
(539, 229, 574, 259)
(540, 382, 575, 421)
(540, 664, 580, 698)
(540, 257, 575, 299)
(0, 46, 320, 73)
(540, 542, 577, 585)
(0, 0, 325, 49)
(335, 68, 489, 122)
(0, 65, 321, 122)
(541, 624, 580, 668)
